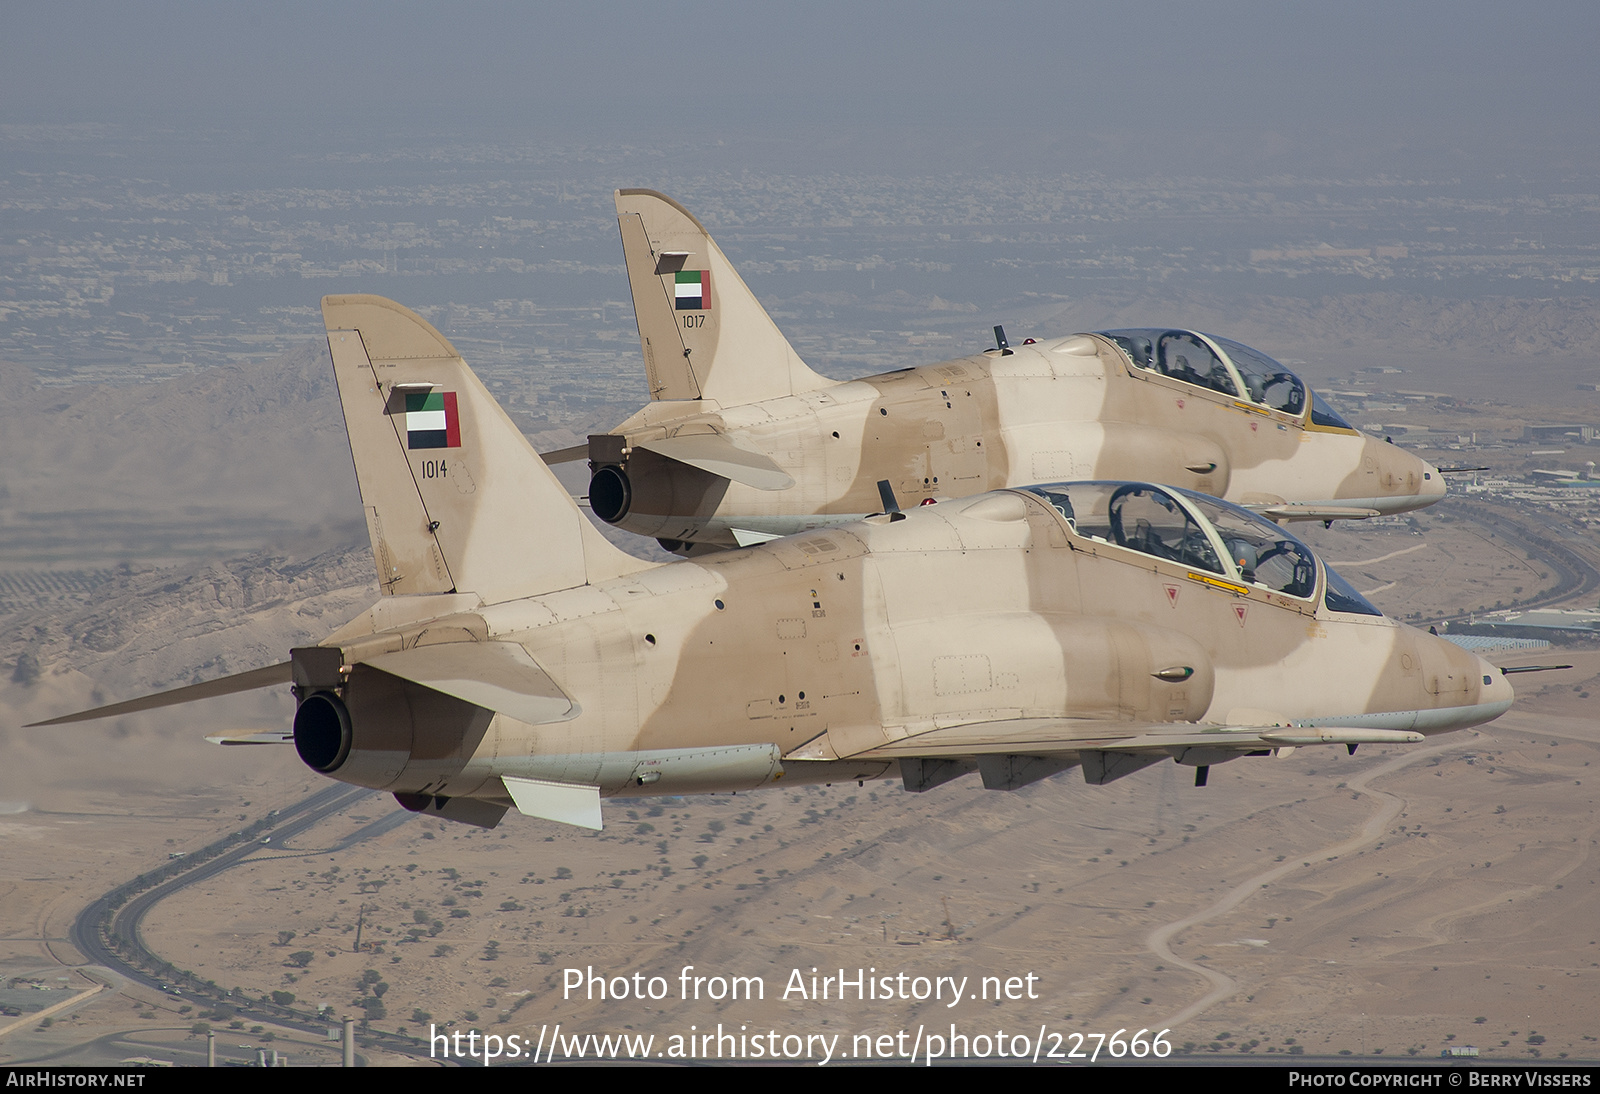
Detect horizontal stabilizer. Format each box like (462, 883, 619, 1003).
(635, 434, 795, 491)
(363, 642, 577, 726)
(205, 731, 295, 746)
(539, 444, 589, 465)
(502, 776, 602, 830)
(27, 662, 292, 727)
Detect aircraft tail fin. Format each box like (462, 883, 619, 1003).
(322, 295, 648, 603)
(615, 188, 830, 407)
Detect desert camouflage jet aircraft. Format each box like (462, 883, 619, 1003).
(32, 296, 1509, 831)
(563, 190, 1443, 554)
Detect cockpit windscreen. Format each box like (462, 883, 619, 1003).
(1178, 491, 1317, 599)
(1021, 481, 1386, 617)
(1309, 389, 1359, 431)
(1100, 329, 1308, 416)
(1212, 337, 1305, 415)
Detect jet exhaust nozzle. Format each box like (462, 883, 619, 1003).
(294, 691, 352, 773)
(589, 465, 632, 524)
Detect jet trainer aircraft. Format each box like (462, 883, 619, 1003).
(33, 296, 1509, 831)
(565, 190, 1443, 554)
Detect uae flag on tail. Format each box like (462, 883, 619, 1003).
(674, 269, 710, 310)
(405, 390, 461, 449)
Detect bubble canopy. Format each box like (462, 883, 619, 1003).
(1019, 481, 1383, 617)
(1098, 329, 1365, 430)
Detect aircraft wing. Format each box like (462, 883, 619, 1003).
(786, 717, 1421, 763)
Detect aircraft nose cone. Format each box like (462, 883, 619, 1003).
(1401, 631, 1514, 733)
(1477, 653, 1515, 713)
(1368, 443, 1446, 514)
(1421, 458, 1448, 502)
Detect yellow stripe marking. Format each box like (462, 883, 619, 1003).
(1188, 572, 1249, 596)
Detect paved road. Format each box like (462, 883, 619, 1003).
(1441, 501, 1600, 623)
(65, 782, 445, 1064)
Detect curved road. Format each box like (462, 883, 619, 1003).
(1439, 500, 1600, 623)
(1148, 737, 1475, 1031)
(67, 782, 444, 1064)
(70, 783, 363, 980)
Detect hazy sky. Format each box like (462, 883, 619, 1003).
(5, 2, 1597, 176)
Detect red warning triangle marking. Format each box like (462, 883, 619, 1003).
(1164, 584, 1180, 607)
(1233, 604, 1248, 626)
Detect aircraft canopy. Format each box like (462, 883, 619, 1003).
(1099, 328, 1307, 416)
(1019, 481, 1383, 617)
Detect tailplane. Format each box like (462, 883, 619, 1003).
(322, 295, 648, 603)
(615, 188, 830, 407)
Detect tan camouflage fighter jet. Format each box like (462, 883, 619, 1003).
(561, 189, 1443, 555)
(31, 295, 1509, 831)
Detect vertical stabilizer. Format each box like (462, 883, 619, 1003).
(615, 188, 830, 407)
(322, 295, 648, 603)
